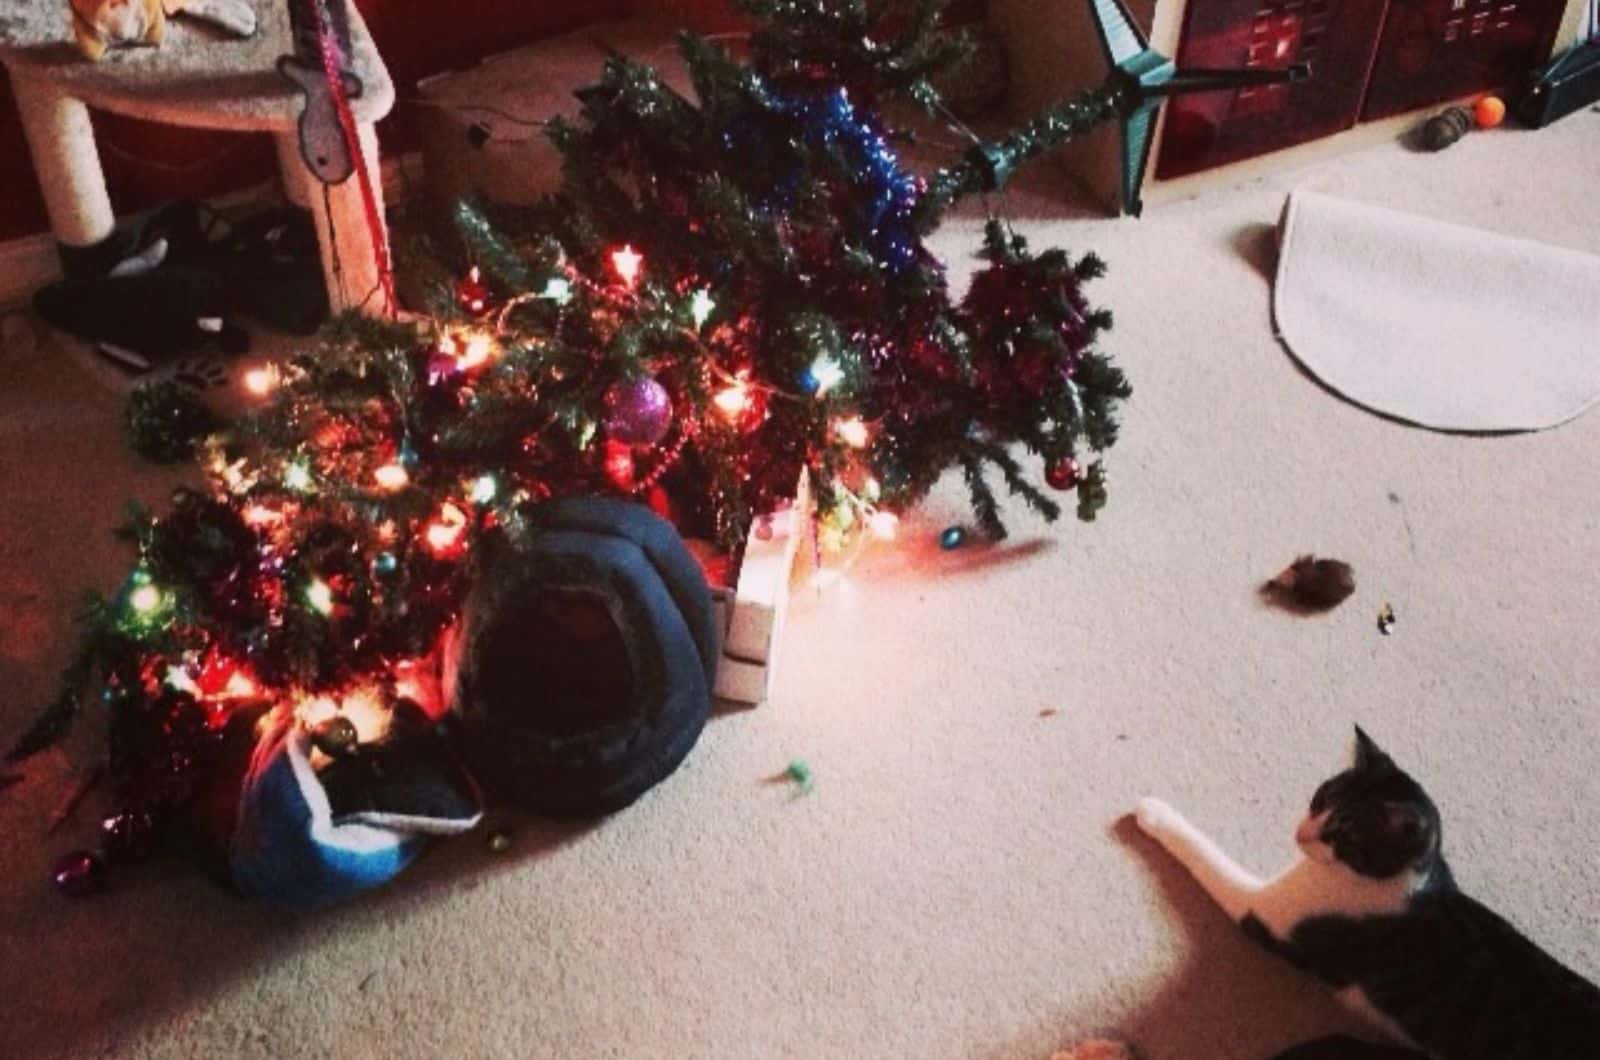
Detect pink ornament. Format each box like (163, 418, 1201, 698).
(455, 267, 493, 316)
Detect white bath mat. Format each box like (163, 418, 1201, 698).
(1273, 189, 1600, 431)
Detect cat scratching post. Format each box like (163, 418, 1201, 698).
(0, 3, 394, 314)
(10, 80, 116, 250)
(275, 121, 389, 313)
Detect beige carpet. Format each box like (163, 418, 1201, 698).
(3, 112, 1600, 1060)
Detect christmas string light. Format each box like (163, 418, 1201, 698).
(610, 245, 643, 287)
(689, 289, 715, 329)
(222, 671, 259, 699)
(541, 277, 572, 305)
(455, 331, 495, 371)
(833, 416, 870, 448)
(305, 578, 335, 616)
(602, 442, 637, 491)
(243, 365, 279, 397)
(805, 355, 845, 396)
(713, 378, 753, 419)
(164, 666, 201, 696)
(425, 503, 470, 558)
(374, 463, 410, 491)
(283, 460, 314, 493)
(243, 504, 283, 527)
(128, 584, 163, 615)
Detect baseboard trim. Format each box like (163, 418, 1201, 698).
(0, 151, 421, 310)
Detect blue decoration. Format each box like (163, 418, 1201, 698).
(373, 552, 398, 576)
(939, 526, 967, 551)
(720, 85, 923, 276)
(799, 88, 921, 275)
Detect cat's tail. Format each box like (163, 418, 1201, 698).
(1268, 1036, 1427, 1060)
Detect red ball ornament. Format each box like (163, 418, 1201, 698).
(1045, 457, 1081, 491)
(455, 267, 493, 317)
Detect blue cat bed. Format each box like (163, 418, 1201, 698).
(453, 497, 719, 818)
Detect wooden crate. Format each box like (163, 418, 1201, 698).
(708, 472, 813, 707)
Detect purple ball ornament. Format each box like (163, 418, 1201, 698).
(602, 376, 674, 448)
(52, 850, 108, 897)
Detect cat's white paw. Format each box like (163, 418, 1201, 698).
(1135, 796, 1181, 837)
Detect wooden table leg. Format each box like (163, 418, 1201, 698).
(276, 123, 390, 316)
(10, 75, 115, 250)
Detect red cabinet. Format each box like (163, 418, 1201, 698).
(1158, 0, 1390, 178)
(1155, 0, 1570, 177)
(1364, 0, 1570, 118)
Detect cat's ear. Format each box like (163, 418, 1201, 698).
(1353, 725, 1390, 770)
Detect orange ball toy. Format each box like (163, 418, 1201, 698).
(1474, 96, 1506, 129)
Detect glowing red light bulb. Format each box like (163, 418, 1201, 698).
(425, 503, 470, 558)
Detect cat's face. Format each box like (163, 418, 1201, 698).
(1294, 727, 1441, 878)
(78, 0, 158, 41)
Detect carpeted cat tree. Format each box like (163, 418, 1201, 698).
(0, 1, 395, 329)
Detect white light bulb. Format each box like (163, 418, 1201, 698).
(374, 463, 409, 491)
(541, 278, 572, 305)
(128, 584, 163, 614)
(834, 416, 869, 448)
(690, 289, 715, 329)
(284, 461, 313, 492)
(611, 245, 643, 286)
(808, 356, 845, 396)
(306, 578, 335, 615)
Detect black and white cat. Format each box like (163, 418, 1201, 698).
(1134, 727, 1600, 1059)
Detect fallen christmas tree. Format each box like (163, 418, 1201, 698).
(13, 0, 1130, 904)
